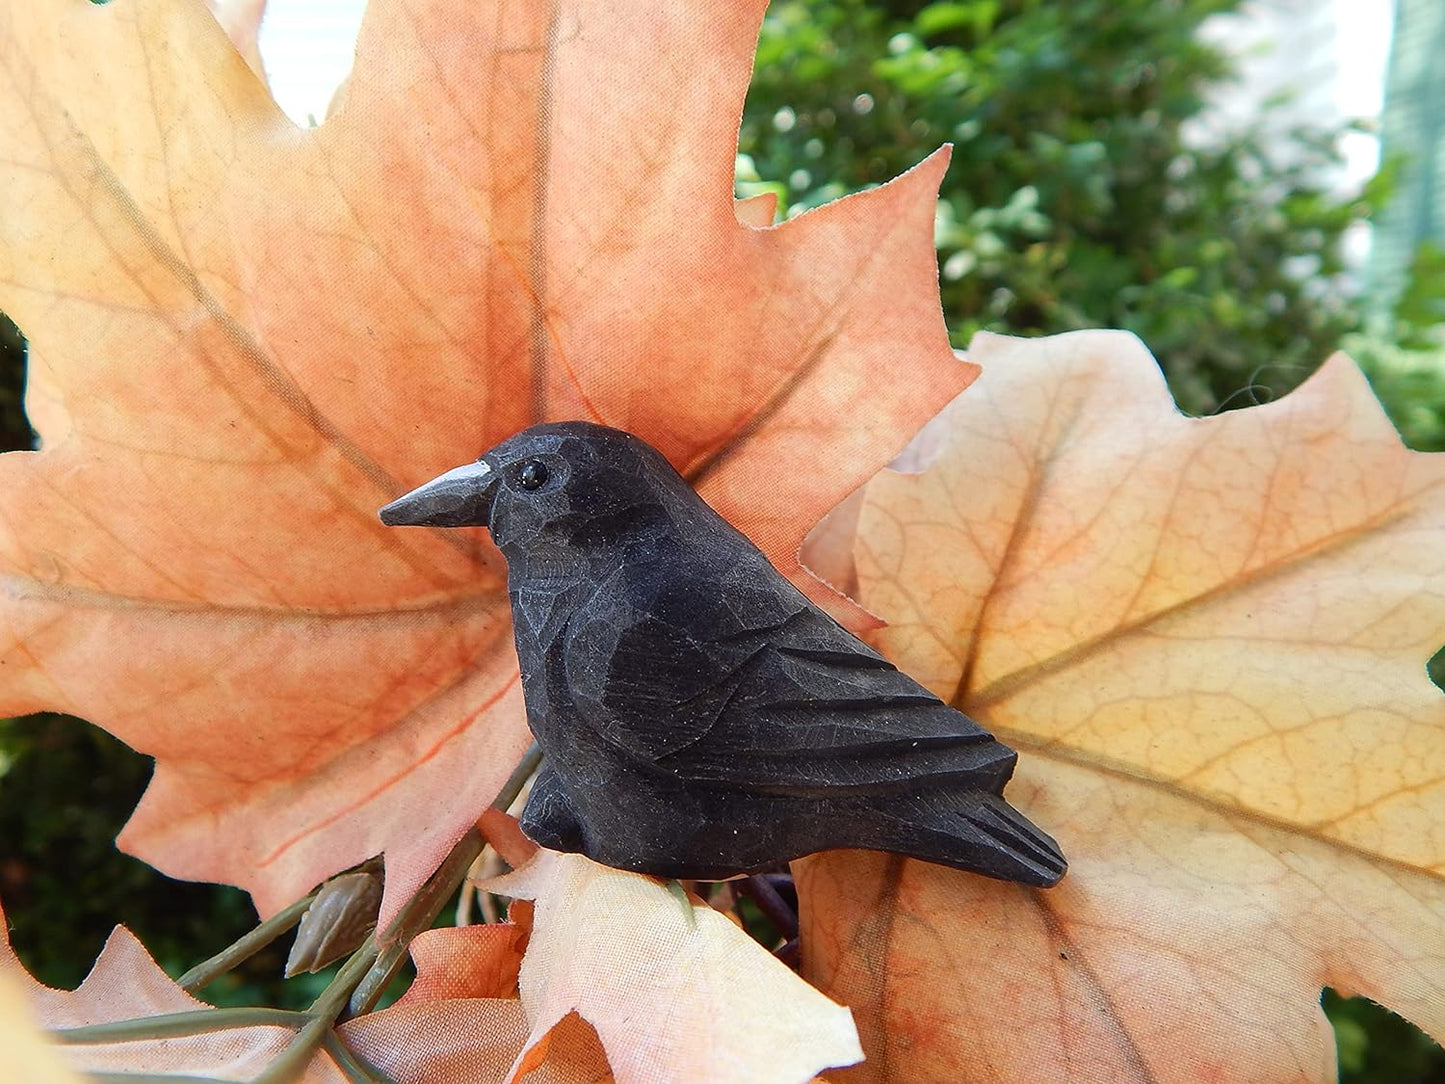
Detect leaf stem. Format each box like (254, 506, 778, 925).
(348, 827, 484, 1016)
(495, 741, 542, 812)
(346, 745, 536, 1012)
(457, 742, 542, 925)
(57, 752, 533, 1079)
(51, 751, 537, 1081)
(177, 892, 316, 993)
(323, 1031, 398, 1084)
(346, 938, 412, 1019)
(52, 1007, 306, 1044)
(739, 873, 799, 941)
(252, 940, 380, 1084)
(87, 1075, 236, 1084)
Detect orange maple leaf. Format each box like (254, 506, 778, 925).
(798, 331, 1445, 1082)
(0, 0, 970, 924)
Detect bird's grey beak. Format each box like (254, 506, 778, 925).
(378, 460, 499, 528)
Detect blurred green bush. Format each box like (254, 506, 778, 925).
(742, 0, 1371, 414)
(0, 715, 325, 1007)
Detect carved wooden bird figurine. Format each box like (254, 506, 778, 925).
(380, 422, 1066, 886)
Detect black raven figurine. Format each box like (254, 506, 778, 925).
(379, 423, 1066, 887)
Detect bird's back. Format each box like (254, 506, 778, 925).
(521, 531, 1066, 885)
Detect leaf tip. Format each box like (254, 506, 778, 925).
(480, 808, 538, 870)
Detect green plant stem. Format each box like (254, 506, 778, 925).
(51, 752, 535, 1076)
(348, 827, 484, 1016)
(346, 937, 413, 1020)
(40, 746, 540, 1084)
(459, 742, 544, 925)
(87, 1075, 235, 1084)
(346, 744, 539, 1016)
(253, 939, 380, 1084)
(56, 936, 393, 1081)
(323, 1031, 398, 1084)
(176, 892, 316, 992)
(496, 741, 542, 812)
(52, 1007, 306, 1044)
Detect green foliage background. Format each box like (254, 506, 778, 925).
(1, 0, 1442, 1077)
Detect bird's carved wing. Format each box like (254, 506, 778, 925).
(563, 558, 1013, 795)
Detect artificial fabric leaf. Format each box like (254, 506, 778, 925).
(0, 899, 348, 1081)
(381, 909, 614, 1081)
(341, 1002, 613, 1084)
(0, 0, 969, 923)
(798, 330, 1445, 1081)
(0, 894, 604, 1081)
(0, 972, 83, 1084)
(399, 922, 529, 1003)
(205, 0, 268, 77)
(487, 847, 864, 1083)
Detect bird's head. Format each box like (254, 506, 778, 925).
(378, 422, 678, 555)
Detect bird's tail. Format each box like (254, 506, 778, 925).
(955, 791, 1067, 886)
(857, 787, 1067, 887)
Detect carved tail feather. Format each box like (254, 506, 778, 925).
(957, 792, 1068, 886)
(859, 788, 1068, 888)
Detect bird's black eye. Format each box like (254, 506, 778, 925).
(518, 460, 549, 490)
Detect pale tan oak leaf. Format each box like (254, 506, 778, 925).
(797, 329, 1445, 1082)
(0, 896, 348, 1081)
(0, 893, 611, 1081)
(487, 847, 864, 1084)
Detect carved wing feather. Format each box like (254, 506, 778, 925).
(563, 555, 1014, 796)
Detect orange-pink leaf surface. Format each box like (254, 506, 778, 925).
(487, 847, 864, 1083)
(797, 331, 1445, 1082)
(0, 895, 611, 1081)
(401, 923, 528, 1002)
(0, 897, 350, 1081)
(0, 0, 970, 922)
